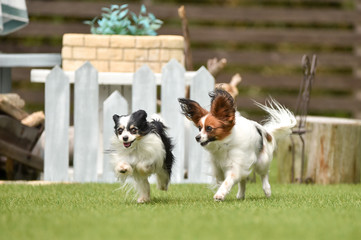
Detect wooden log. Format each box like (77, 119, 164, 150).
(277, 116, 361, 184)
(277, 132, 303, 183)
(207, 57, 227, 77)
(21, 111, 45, 127)
(0, 94, 25, 108)
(0, 95, 28, 120)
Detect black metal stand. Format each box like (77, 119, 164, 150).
(290, 54, 317, 183)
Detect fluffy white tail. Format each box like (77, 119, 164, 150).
(255, 98, 297, 141)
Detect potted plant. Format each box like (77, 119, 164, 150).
(61, 4, 184, 73)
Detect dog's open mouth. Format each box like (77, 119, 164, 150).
(200, 137, 216, 146)
(123, 140, 135, 148)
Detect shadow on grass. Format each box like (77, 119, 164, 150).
(120, 194, 274, 206)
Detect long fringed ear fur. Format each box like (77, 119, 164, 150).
(178, 98, 208, 125)
(113, 114, 120, 124)
(209, 88, 236, 127)
(113, 114, 120, 135)
(130, 110, 151, 135)
(131, 109, 148, 122)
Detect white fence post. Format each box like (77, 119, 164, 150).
(44, 66, 69, 181)
(98, 85, 124, 180)
(187, 66, 215, 183)
(102, 90, 128, 182)
(73, 62, 99, 182)
(132, 65, 156, 115)
(161, 59, 186, 183)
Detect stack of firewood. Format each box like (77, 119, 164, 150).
(0, 93, 44, 180)
(0, 94, 44, 127)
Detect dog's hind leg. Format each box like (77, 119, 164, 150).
(254, 151, 272, 198)
(134, 177, 151, 203)
(236, 179, 246, 200)
(156, 169, 170, 191)
(261, 174, 271, 198)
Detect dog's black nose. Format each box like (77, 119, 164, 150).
(195, 135, 201, 142)
(123, 136, 129, 141)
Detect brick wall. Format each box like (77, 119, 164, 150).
(62, 34, 185, 73)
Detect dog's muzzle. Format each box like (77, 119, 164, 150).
(123, 140, 135, 148)
(195, 134, 213, 146)
(196, 134, 216, 146)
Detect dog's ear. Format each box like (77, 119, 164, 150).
(131, 110, 151, 135)
(178, 98, 208, 125)
(113, 114, 120, 124)
(132, 110, 147, 122)
(113, 114, 121, 135)
(209, 89, 235, 126)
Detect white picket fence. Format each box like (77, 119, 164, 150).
(43, 59, 215, 183)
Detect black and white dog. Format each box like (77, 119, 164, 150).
(110, 110, 174, 203)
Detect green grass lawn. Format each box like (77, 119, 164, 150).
(1, 182, 360, 240)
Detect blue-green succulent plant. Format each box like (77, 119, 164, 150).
(84, 4, 163, 36)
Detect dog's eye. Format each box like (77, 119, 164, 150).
(206, 126, 213, 132)
(130, 128, 137, 134)
(117, 128, 124, 135)
(198, 126, 202, 131)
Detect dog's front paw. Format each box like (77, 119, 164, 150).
(137, 196, 150, 203)
(213, 193, 225, 202)
(115, 162, 133, 175)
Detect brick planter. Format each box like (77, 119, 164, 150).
(61, 34, 185, 73)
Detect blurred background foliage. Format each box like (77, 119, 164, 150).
(1, 0, 360, 120)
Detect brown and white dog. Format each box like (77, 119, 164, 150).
(178, 89, 296, 201)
